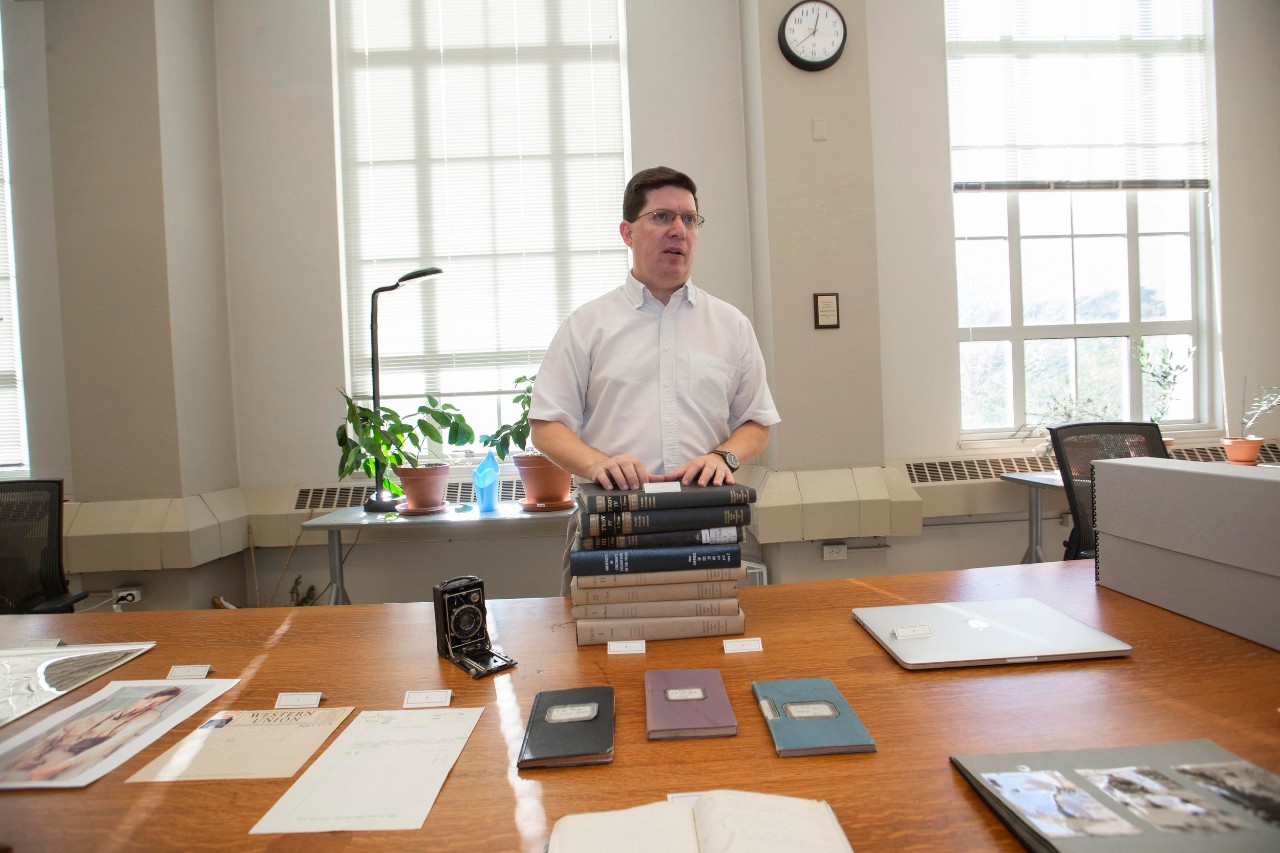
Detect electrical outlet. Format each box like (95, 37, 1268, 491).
(822, 542, 847, 561)
(113, 587, 142, 605)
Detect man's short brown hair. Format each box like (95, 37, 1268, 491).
(622, 167, 698, 222)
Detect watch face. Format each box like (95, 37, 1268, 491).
(779, 1, 847, 72)
(716, 450, 740, 471)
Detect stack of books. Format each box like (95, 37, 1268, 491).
(569, 482, 756, 646)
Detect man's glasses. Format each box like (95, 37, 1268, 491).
(636, 209, 706, 230)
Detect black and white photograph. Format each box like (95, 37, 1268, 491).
(1174, 760, 1280, 829)
(1079, 765, 1251, 833)
(983, 769, 1140, 839)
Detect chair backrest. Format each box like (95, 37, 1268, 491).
(1048, 422, 1169, 557)
(0, 479, 67, 614)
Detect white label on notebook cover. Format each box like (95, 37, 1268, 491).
(546, 702, 598, 723)
(167, 665, 211, 679)
(643, 482, 681, 493)
(723, 637, 763, 654)
(665, 688, 706, 701)
(404, 690, 451, 708)
(607, 640, 646, 654)
(783, 701, 838, 719)
(893, 624, 932, 639)
(275, 692, 323, 709)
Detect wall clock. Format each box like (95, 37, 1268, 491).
(778, 1, 847, 72)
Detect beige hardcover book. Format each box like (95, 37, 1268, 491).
(571, 597, 741, 620)
(570, 579, 739, 605)
(548, 789, 853, 853)
(575, 607, 745, 646)
(572, 564, 747, 589)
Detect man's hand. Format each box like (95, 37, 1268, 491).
(657, 453, 735, 487)
(587, 454, 650, 491)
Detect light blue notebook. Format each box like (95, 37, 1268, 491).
(751, 677, 875, 757)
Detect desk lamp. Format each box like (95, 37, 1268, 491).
(364, 266, 443, 512)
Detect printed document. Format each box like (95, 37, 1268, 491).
(127, 707, 354, 782)
(250, 707, 484, 834)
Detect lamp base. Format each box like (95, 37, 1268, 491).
(363, 494, 402, 513)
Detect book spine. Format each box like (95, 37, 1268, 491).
(572, 565, 746, 589)
(577, 484, 757, 513)
(570, 597, 742, 619)
(570, 544, 741, 576)
(570, 579, 739, 604)
(579, 526, 744, 551)
(582, 505, 751, 537)
(575, 608, 746, 645)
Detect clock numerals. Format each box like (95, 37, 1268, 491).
(779, 2, 847, 72)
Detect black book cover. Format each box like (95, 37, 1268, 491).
(517, 686, 615, 769)
(570, 543, 741, 576)
(576, 482, 756, 514)
(581, 504, 751, 537)
(580, 526, 745, 551)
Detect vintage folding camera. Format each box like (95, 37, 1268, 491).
(432, 575, 516, 679)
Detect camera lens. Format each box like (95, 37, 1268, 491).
(450, 604, 483, 639)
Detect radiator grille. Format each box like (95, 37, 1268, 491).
(906, 455, 1057, 485)
(294, 478, 529, 510)
(904, 442, 1278, 485)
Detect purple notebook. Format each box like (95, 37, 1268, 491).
(644, 669, 737, 740)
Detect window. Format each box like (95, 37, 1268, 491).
(0, 20, 30, 472)
(945, 0, 1213, 437)
(333, 1, 628, 443)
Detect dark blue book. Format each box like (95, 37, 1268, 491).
(570, 544, 741, 576)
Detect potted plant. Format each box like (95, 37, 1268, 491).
(1223, 384, 1280, 466)
(1136, 340, 1194, 427)
(480, 375, 573, 510)
(336, 390, 475, 510)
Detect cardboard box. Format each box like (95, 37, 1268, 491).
(1093, 457, 1280, 651)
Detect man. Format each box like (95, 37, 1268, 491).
(530, 166, 779, 493)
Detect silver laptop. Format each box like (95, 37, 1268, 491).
(851, 598, 1131, 670)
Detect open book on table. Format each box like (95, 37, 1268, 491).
(547, 788, 854, 853)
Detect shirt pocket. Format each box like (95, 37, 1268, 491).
(686, 350, 733, 422)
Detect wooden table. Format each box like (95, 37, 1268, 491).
(1, 561, 1278, 852)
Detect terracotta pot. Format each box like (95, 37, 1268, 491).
(1221, 436, 1265, 466)
(513, 453, 572, 505)
(394, 463, 450, 509)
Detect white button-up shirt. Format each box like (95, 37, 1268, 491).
(530, 274, 780, 474)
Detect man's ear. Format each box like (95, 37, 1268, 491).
(619, 219, 634, 248)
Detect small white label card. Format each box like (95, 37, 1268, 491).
(607, 640, 646, 654)
(723, 637, 763, 654)
(22, 638, 61, 648)
(667, 791, 707, 805)
(275, 691, 322, 709)
(404, 689, 452, 708)
(642, 482, 681, 493)
(167, 664, 211, 679)
(893, 624, 932, 639)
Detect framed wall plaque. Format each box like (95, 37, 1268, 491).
(814, 293, 839, 329)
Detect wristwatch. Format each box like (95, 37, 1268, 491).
(710, 449, 739, 472)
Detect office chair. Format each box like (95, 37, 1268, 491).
(1048, 421, 1169, 561)
(0, 479, 87, 614)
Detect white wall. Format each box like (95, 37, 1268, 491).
(6, 1, 1279, 559)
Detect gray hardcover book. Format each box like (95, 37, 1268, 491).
(950, 739, 1280, 853)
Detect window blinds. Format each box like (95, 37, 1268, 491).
(333, 1, 629, 423)
(945, 0, 1209, 189)
(0, 29, 30, 471)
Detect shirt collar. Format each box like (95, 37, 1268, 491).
(624, 273, 700, 308)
